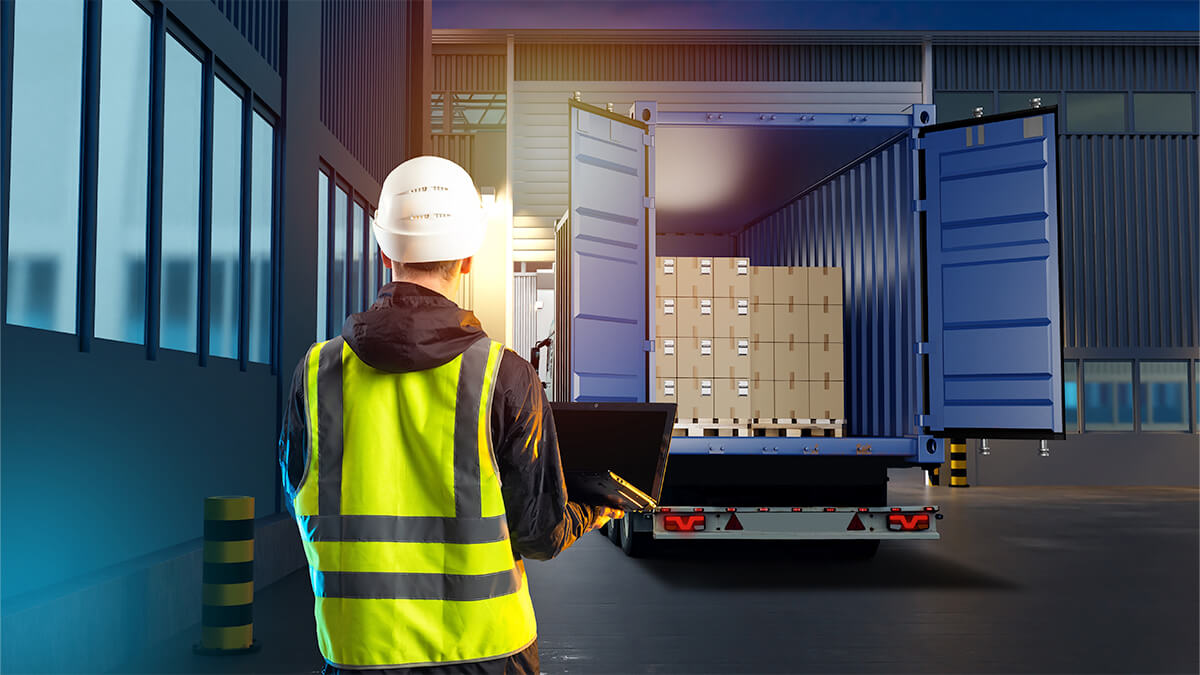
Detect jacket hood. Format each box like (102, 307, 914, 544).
(342, 282, 487, 373)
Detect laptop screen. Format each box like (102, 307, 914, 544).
(549, 402, 675, 502)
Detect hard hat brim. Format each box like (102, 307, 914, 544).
(372, 211, 488, 264)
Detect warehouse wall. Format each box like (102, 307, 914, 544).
(0, 0, 429, 669)
(933, 43, 1199, 486)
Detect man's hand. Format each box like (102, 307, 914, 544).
(590, 507, 625, 531)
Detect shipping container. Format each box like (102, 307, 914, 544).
(552, 95, 1066, 555)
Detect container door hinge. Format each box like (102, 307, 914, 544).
(644, 196, 655, 209)
(912, 134, 924, 150)
(643, 340, 655, 352)
(913, 199, 926, 212)
(915, 341, 930, 355)
(916, 414, 931, 427)
(643, 133, 654, 147)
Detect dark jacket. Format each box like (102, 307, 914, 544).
(279, 282, 602, 674)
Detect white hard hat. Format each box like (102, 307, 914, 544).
(373, 156, 486, 264)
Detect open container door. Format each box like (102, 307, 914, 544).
(563, 99, 651, 402)
(919, 108, 1065, 438)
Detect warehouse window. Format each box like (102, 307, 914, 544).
(1195, 361, 1199, 432)
(997, 92, 1060, 114)
(1138, 362, 1189, 432)
(351, 201, 365, 314)
(160, 34, 203, 353)
(317, 170, 330, 339)
(210, 79, 243, 360)
(94, 0, 152, 345)
(1065, 93, 1127, 133)
(247, 112, 275, 364)
(933, 92, 993, 123)
(6, 0, 83, 334)
(1133, 93, 1195, 133)
(1083, 361, 1134, 431)
(1064, 361, 1079, 432)
(331, 185, 348, 333)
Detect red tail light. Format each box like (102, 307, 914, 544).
(664, 514, 706, 532)
(887, 513, 930, 531)
(791, 507, 803, 512)
(891, 507, 902, 512)
(758, 507, 770, 512)
(660, 507, 672, 513)
(924, 506, 936, 512)
(824, 507, 837, 512)
(694, 507, 704, 513)
(858, 507, 869, 512)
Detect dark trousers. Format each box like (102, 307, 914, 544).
(322, 640, 538, 675)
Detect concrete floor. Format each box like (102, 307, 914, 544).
(118, 471, 1199, 674)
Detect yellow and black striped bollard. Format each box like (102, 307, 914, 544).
(194, 496, 260, 654)
(949, 439, 969, 488)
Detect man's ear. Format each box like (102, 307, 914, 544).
(460, 257, 473, 275)
(381, 250, 393, 269)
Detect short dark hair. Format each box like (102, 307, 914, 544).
(396, 259, 461, 281)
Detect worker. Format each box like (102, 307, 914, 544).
(279, 155, 621, 674)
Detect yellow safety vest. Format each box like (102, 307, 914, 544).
(291, 336, 537, 669)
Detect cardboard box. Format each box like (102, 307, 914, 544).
(655, 257, 677, 298)
(750, 302, 774, 343)
(654, 377, 677, 405)
(774, 379, 811, 420)
(713, 338, 751, 379)
(749, 266, 774, 305)
(677, 337, 715, 379)
(713, 378, 751, 421)
(808, 267, 843, 307)
(655, 338, 677, 379)
(750, 341, 775, 381)
(808, 303, 842, 343)
(656, 297, 677, 338)
(676, 377, 714, 421)
(675, 297, 714, 338)
(809, 341, 844, 381)
(750, 378, 774, 420)
(712, 297, 751, 339)
(810, 379, 845, 420)
(713, 257, 750, 298)
(772, 266, 808, 306)
(772, 303, 809, 343)
(676, 257, 714, 297)
(774, 340, 809, 381)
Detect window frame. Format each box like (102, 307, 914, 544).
(1131, 91, 1198, 134)
(1136, 359, 1192, 433)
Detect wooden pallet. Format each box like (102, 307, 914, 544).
(749, 419, 845, 438)
(673, 419, 754, 437)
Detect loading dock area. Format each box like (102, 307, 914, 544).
(119, 471, 1199, 674)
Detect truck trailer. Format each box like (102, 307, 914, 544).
(548, 96, 1066, 556)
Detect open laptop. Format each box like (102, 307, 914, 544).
(550, 402, 675, 512)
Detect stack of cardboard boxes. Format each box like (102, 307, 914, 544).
(654, 257, 753, 423)
(749, 266, 845, 423)
(656, 257, 843, 426)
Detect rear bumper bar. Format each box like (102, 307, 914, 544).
(643, 505, 942, 540)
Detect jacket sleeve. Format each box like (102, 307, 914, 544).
(491, 350, 604, 561)
(278, 353, 310, 519)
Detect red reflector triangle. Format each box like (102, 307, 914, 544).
(847, 513, 866, 531)
(725, 513, 743, 531)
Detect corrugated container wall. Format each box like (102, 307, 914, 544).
(1060, 134, 1198, 350)
(516, 44, 921, 81)
(431, 133, 475, 175)
(738, 137, 919, 439)
(434, 53, 506, 91)
(320, 0, 410, 183)
(934, 45, 1199, 90)
(209, 0, 281, 72)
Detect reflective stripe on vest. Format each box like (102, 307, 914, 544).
(293, 337, 537, 668)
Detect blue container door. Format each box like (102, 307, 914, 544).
(920, 110, 1064, 436)
(567, 100, 650, 402)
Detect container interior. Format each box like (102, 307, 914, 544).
(651, 122, 922, 439)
